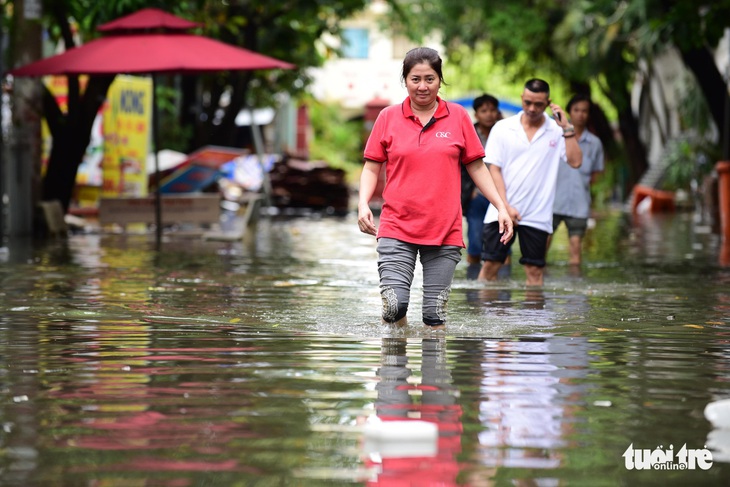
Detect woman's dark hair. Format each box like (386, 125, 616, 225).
(401, 47, 444, 84)
(566, 92, 592, 113)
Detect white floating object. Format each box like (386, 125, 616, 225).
(704, 399, 730, 428)
(362, 418, 438, 458)
(707, 428, 730, 463)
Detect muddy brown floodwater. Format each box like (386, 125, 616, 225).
(1, 209, 729, 486)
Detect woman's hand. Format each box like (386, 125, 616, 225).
(497, 207, 514, 244)
(507, 204, 521, 225)
(358, 202, 377, 236)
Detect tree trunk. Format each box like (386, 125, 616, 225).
(192, 76, 227, 149)
(588, 103, 620, 159)
(42, 75, 114, 212)
(600, 57, 649, 194)
(617, 105, 649, 189)
(180, 75, 198, 153)
(7, 0, 42, 237)
(41, 129, 86, 213)
(680, 46, 729, 157)
(208, 71, 252, 148)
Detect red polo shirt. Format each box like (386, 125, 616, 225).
(364, 97, 485, 247)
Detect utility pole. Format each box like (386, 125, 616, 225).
(6, 0, 43, 238)
(0, 5, 6, 246)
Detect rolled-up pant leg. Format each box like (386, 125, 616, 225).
(419, 245, 461, 325)
(377, 238, 417, 323)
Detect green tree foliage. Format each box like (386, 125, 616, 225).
(13, 0, 369, 212)
(391, 0, 730, 193)
(662, 137, 718, 191)
(306, 99, 363, 182)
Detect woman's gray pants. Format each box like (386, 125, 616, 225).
(376, 237, 462, 326)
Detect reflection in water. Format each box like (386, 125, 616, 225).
(365, 334, 605, 486)
(366, 338, 461, 485)
(366, 335, 597, 486)
(1, 212, 730, 485)
(469, 336, 593, 482)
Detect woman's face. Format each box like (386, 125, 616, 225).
(405, 62, 440, 109)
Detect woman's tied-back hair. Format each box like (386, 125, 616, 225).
(524, 78, 550, 97)
(401, 47, 444, 84)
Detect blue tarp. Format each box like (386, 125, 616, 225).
(220, 154, 278, 192)
(449, 97, 522, 116)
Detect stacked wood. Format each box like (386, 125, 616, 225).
(269, 156, 350, 215)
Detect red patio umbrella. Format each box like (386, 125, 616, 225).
(9, 33, 295, 76)
(9, 8, 294, 246)
(97, 7, 199, 32)
(10, 6, 293, 77)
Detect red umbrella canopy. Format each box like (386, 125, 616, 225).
(9, 33, 295, 77)
(97, 7, 200, 32)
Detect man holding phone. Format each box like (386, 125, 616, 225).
(478, 78, 582, 286)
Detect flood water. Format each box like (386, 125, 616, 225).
(1, 209, 730, 486)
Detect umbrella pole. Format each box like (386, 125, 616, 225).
(152, 75, 162, 249)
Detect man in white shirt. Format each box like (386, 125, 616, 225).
(478, 79, 582, 286)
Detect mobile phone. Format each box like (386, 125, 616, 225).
(553, 107, 562, 122)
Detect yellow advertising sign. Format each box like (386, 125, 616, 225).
(102, 75, 153, 197)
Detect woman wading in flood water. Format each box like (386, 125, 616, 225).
(357, 47, 512, 330)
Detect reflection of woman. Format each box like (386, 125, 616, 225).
(367, 338, 462, 486)
(358, 47, 513, 330)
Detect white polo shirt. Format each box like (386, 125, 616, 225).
(483, 112, 566, 233)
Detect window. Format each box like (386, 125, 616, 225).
(341, 28, 369, 59)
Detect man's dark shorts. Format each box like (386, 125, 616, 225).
(552, 214, 588, 237)
(481, 222, 549, 267)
